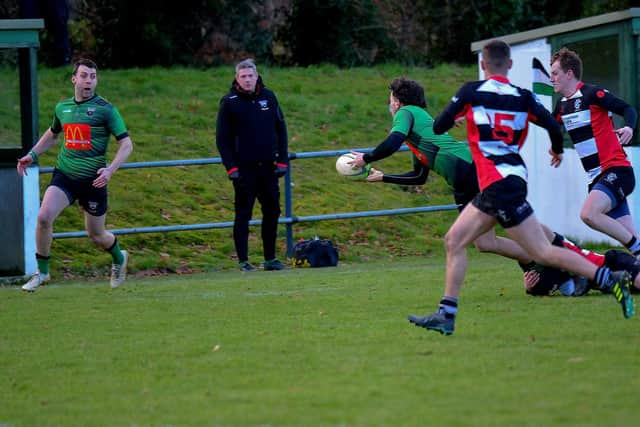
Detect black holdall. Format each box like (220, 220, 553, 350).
(292, 238, 339, 268)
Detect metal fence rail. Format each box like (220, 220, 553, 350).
(41, 146, 458, 256)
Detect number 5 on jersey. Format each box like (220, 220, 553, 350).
(492, 112, 516, 145)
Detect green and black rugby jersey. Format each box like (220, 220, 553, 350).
(391, 105, 472, 187)
(50, 94, 128, 180)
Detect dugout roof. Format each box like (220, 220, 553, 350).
(471, 8, 640, 52)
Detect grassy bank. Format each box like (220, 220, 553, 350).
(3, 64, 476, 277)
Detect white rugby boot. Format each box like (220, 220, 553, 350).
(110, 250, 128, 288)
(22, 271, 51, 292)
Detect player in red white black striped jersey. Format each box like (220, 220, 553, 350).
(550, 47, 640, 256)
(407, 40, 634, 335)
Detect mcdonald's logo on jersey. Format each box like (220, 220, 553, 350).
(64, 123, 92, 150)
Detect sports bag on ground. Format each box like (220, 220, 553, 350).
(292, 239, 339, 268)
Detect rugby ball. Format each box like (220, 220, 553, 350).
(335, 153, 371, 179)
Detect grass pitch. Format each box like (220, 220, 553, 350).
(2, 253, 638, 426)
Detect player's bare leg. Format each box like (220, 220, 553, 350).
(85, 212, 127, 288)
(616, 214, 640, 252)
(22, 186, 69, 292)
(444, 204, 497, 298)
(85, 212, 114, 249)
(36, 186, 70, 256)
(581, 190, 636, 246)
(408, 203, 496, 335)
(473, 228, 532, 263)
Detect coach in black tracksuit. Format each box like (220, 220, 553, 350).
(216, 59, 289, 272)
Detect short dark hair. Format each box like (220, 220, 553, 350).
(482, 39, 510, 71)
(389, 77, 426, 108)
(551, 47, 582, 80)
(72, 58, 98, 75)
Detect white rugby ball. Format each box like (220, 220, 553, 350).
(335, 153, 371, 178)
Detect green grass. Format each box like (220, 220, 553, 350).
(1, 63, 475, 277)
(1, 254, 639, 426)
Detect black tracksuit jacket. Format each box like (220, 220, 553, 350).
(216, 77, 288, 174)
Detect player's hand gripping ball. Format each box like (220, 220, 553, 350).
(335, 153, 371, 179)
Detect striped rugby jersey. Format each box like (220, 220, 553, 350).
(433, 75, 563, 191)
(552, 82, 637, 183)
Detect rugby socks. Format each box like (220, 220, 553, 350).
(106, 238, 125, 265)
(625, 236, 640, 256)
(438, 297, 458, 319)
(594, 266, 616, 292)
(36, 253, 50, 275)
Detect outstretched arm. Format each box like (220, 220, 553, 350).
(377, 163, 429, 186)
(350, 132, 406, 168)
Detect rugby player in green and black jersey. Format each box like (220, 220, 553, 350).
(17, 58, 133, 292)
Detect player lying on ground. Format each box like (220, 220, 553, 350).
(524, 233, 640, 296)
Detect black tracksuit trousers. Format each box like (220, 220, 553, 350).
(232, 163, 281, 262)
